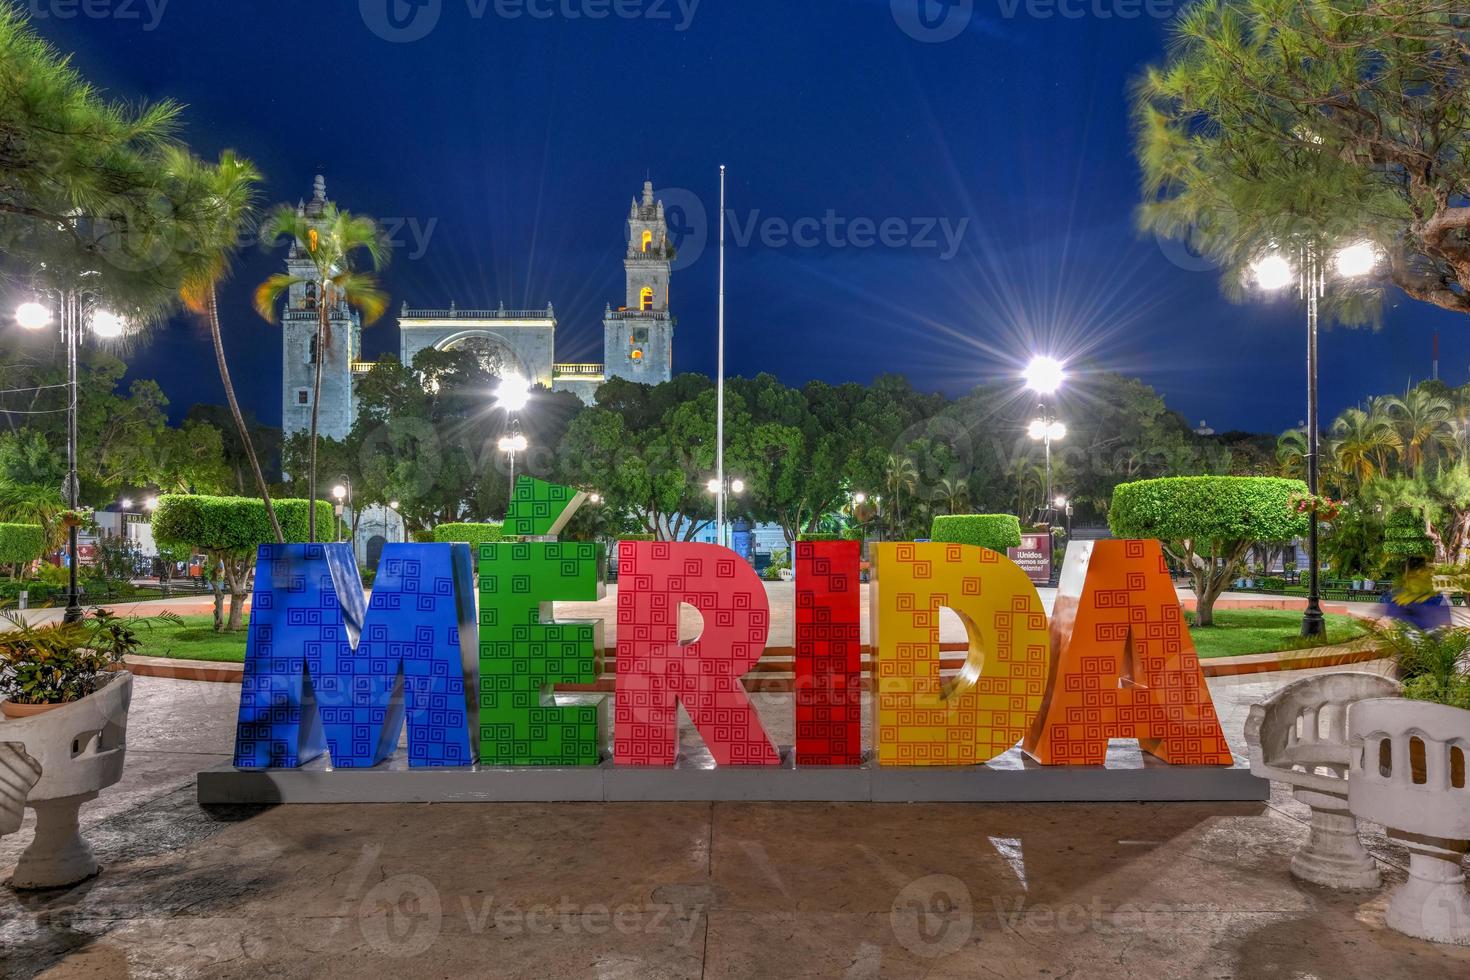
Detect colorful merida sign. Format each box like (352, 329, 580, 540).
(233, 479, 1232, 771)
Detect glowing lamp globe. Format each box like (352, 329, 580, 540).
(1252, 253, 1295, 291)
(1047, 421, 1067, 441)
(1028, 420, 1049, 440)
(495, 373, 532, 413)
(90, 310, 126, 339)
(1023, 356, 1066, 396)
(730, 479, 746, 495)
(706, 478, 721, 495)
(1335, 241, 1379, 279)
(16, 302, 52, 331)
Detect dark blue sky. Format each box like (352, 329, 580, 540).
(26, 0, 1468, 432)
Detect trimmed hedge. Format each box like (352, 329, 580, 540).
(1109, 477, 1309, 545)
(621, 533, 657, 542)
(433, 523, 505, 547)
(930, 514, 1023, 551)
(152, 495, 335, 555)
(797, 532, 841, 542)
(1383, 508, 1434, 559)
(0, 523, 45, 565)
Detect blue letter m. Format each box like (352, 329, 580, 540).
(233, 543, 478, 769)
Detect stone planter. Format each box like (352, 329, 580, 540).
(1246, 672, 1401, 890)
(1349, 697, 1470, 945)
(0, 672, 132, 889)
(1, 700, 66, 720)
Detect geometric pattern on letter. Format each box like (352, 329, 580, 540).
(612, 541, 780, 767)
(870, 542, 1051, 767)
(1022, 539, 1234, 767)
(233, 542, 476, 769)
(795, 540, 862, 766)
(505, 476, 585, 539)
(478, 540, 607, 766)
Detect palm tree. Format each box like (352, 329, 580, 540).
(169, 148, 284, 544)
(931, 476, 970, 515)
(0, 482, 68, 563)
(1275, 428, 1308, 481)
(1386, 388, 1455, 477)
(255, 201, 388, 541)
(883, 454, 919, 534)
(1331, 407, 1400, 491)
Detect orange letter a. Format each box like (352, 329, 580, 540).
(1024, 540, 1233, 767)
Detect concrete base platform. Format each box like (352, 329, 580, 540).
(197, 745, 1266, 805)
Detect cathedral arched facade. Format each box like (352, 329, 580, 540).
(280, 177, 678, 441)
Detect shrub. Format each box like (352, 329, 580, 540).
(433, 523, 504, 547)
(152, 495, 333, 631)
(1405, 674, 1470, 710)
(798, 532, 841, 542)
(621, 533, 656, 542)
(1109, 477, 1308, 626)
(930, 514, 1023, 551)
(0, 522, 44, 568)
(1259, 576, 1286, 591)
(1383, 508, 1434, 561)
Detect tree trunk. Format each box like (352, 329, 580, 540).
(209, 287, 284, 544)
(308, 300, 327, 543)
(227, 588, 246, 632)
(212, 576, 224, 632)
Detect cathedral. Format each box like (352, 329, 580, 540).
(280, 176, 678, 441)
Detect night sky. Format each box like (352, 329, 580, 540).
(24, 0, 1470, 433)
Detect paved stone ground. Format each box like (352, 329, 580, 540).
(3, 662, 1469, 978)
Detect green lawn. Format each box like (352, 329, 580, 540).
(135, 615, 250, 663)
(136, 609, 1369, 665)
(1186, 609, 1368, 659)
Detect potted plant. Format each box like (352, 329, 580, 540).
(0, 608, 168, 888)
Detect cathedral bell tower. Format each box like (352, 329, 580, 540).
(603, 180, 674, 383)
(280, 175, 362, 442)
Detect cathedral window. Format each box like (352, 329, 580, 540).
(641, 230, 654, 253)
(304, 283, 318, 310)
(296, 389, 310, 406)
(308, 333, 320, 364)
(640, 287, 654, 311)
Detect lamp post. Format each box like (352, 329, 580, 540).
(16, 285, 128, 624)
(498, 434, 529, 502)
(1023, 355, 1067, 524)
(706, 475, 745, 549)
(1252, 240, 1379, 638)
(389, 500, 402, 543)
(495, 373, 532, 511)
(332, 482, 352, 545)
(716, 164, 728, 549)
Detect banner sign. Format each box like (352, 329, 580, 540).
(1007, 531, 1053, 585)
(232, 481, 1230, 773)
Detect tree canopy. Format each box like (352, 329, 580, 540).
(1136, 1, 1470, 322)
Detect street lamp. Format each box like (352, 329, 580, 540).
(389, 500, 402, 543)
(498, 434, 529, 503)
(1027, 416, 1067, 519)
(1024, 355, 1068, 523)
(15, 285, 131, 623)
(1252, 240, 1380, 638)
(332, 483, 349, 544)
(706, 475, 745, 548)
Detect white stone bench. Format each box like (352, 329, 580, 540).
(1350, 696, 1470, 945)
(1245, 671, 1400, 889)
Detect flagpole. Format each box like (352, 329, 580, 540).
(717, 165, 727, 548)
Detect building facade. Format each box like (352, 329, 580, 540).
(278, 177, 678, 440)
